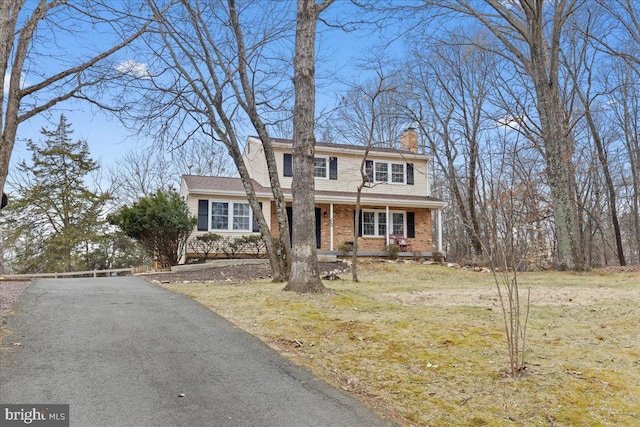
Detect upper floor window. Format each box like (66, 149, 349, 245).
(391, 163, 405, 183)
(283, 153, 337, 180)
(314, 157, 328, 178)
(375, 162, 388, 182)
(367, 160, 414, 185)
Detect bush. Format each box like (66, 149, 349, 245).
(432, 251, 445, 264)
(387, 244, 400, 260)
(189, 233, 223, 262)
(338, 241, 353, 256)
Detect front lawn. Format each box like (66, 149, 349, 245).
(161, 262, 640, 427)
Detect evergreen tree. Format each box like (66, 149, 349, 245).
(6, 115, 110, 273)
(109, 190, 196, 268)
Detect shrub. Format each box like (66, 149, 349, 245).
(432, 251, 445, 264)
(386, 244, 400, 260)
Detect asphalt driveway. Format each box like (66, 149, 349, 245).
(0, 277, 394, 427)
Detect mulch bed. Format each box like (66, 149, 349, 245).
(143, 261, 351, 284)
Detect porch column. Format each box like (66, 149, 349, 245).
(437, 209, 443, 252)
(386, 205, 390, 246)
(330, 203, 334, 251)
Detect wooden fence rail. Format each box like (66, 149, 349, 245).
(1, 268, 136, 280)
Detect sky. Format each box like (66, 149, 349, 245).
(9, 1, 404, 181)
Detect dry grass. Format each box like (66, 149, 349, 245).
(160, 262, 640, 427)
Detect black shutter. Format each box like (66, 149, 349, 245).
(283, 153, 293, 177)
(329, 157, 338, 180)
(197, 200, 209, 231)
(286, 206, 293, 246)
(407, 212, 415, 238)
(315, 208, 322, 248)
(252, 202, 263, 232)
(365, 160, 373, 182)
(406, 163, 414, 185)
(354, 209, 363, 237)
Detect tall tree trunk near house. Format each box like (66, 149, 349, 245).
(284, 0, 333, 293)
(527, 12, 584, 270)
(227, 142, 285, 279)
(533, 80, 583, 270)
(228, 0, 291, 280)
(352, 187, 363, 282)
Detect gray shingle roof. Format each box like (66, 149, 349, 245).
(182, 175, 445, 208)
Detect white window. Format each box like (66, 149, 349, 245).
(211, 201, 252, 232)
(362, 211, 376, 236)
(233, 203, 251, 230)
(375, 162, 388, 182)
(314, 157, 328, 178)
(391, 163, 405, 183)
(211, 202, 229, 230)
(361, 210, 403, 237)
(370, 161, 407, 184)
(392, 212, 405, 235)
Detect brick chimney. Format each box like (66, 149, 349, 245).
(400, 127, 418, 153)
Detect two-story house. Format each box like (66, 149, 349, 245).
(180, 128, 446, 261)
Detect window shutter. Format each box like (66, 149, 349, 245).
(354, 209, 363, 237)
(407, 212, 415, 238)
(329, 157, 338, 180)
(197, 200, 209, 231)
(283, 153, 293, 177)
(365, 160, 373, 182)
(407, 163, 414, 185)
(252, 202, 263, 232)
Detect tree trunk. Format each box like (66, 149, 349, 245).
(351, 188, 362, 282)
(284, 0, 332, 293)
(226, 142, 285, 281)
(228, 0, 291, 280)
(524, 3, 584, 270)
(583, 100, 626, 266)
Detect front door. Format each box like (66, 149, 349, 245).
(286, 206, 321, 249)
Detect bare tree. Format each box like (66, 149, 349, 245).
(430, 0, 586, 270)
(594, 0, 640, 72)
(108, 148, 177, 207)
(126, 0, 294, 281)
(335, 66, 401, 281)
(562, 9, 626, 266)
(606, 62, 640, 264)
(403, 31, 496, 261)
(0, 1, 150, 197)
(284, 0, 335, 293)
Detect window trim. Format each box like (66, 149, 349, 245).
(371, 161, 407, 184)
(209, 200, 254, 232)
(374, 162, 388, 183)
(391, 162, 406, 184)
(313, 156, 329, 179)
(360, 209, 406, 238)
